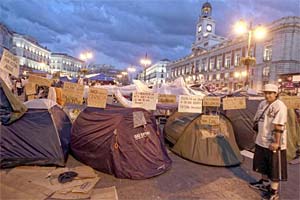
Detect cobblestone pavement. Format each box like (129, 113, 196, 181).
(67, 151, 300, 200)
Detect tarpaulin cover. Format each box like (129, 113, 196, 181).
(0, 78, 27, 125)
(0, 105, 71, 168)
(71, 105, 172, 179)
(164, 112, 242, 166)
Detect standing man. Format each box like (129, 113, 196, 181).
(250, 84, 288, 200)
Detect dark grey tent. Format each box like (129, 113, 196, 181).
(164, 112, 242, 167)
(71, 106, 172, 179)
(1, 99, 71, 168)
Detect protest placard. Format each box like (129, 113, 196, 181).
(178, 95, 203, 113)
(28, 75, 52, 87)
(0, 49, 19, 77)
(25, 82, 36, 95)
(158, 94, 177, 104)
(87, 87, 108, 108)
(203, 96, 221, 107)
(62, 82, 84, 105)
(223, 97, 246, 110)
(200, 115, 220, 125)
(280, 96, 300, 109)
(132, 92, 158, 110)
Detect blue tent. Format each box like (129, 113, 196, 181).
(89, 73, 114, 81)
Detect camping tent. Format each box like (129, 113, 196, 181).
(0, 99, 71, 168)
(164, 112, 242, 166)
(71, 106, 172, 179)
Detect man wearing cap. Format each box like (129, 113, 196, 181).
(250, 84, 288, 200)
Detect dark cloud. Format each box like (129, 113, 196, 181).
(0, 0, 299, 69)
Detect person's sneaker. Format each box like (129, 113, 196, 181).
(249, 179, 270, 192)
(261, 189, 279, 200)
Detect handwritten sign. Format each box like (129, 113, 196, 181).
(280, 96, 300, 109)
(25, 82, 36, 95)
(158, 94, 177, 104)
(87, 87, 108, 108)
(223, 97, 246, 110)
(133, 111, 147, 128)
(200, 115, 220, 125)
(62, 82, 84, 105)
(178, 95, 203, 113)
(132, 92, 158, 110)
(203, 97, 221, 107)
(0, 49, 19, 77)
(28, 75, 52, 87)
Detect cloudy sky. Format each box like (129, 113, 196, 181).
(1, 0, 299, 70)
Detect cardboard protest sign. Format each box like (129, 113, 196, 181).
(25, 82, 36, 95)
(203, 97, 221, 107)
(200, 115, 220, 125)
(87, 87, 108, 108)
(28, 75, 52, 87)
(132, 92, 158, 110)
(178, 95, 203, 113)
(158, 94, 177, 104)
(0, 49, 19, 77)
(62, 82, 84, 105)
(280, 96, 300, 109)
(133, 111, 147, 128)
(223, 97, 246, 110)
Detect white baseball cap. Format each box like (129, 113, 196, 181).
(262, 84, 278, 93)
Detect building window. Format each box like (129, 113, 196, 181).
(225, 54, 231, 68)
(216, 74, 220, 80)
(263, 45, 272, 61)
(161, 74, 164, 78)
(202, 59, 207, 71)
(209, 58, 214, 71)
(234, 51, 241, 66)
(208, 74, 213, 81)
(217, 56, 222, 69)
(225, 72, 229, 79)
(263, 66, 270, 77)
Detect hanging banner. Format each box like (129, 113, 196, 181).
(132, 92, 158, 110)
(178, 95, 203, 113)
(28, 74, 52, 87)
(87, 87, 108, 108)
(0, 49, 19, 77)
(223, 97, 246, 110)
(25, 82, 36, 95)
(280, 96, 300, 109)
(62, 82, 84, 105)
(203, 97, 221, 107)
(158, 94, 177, 104)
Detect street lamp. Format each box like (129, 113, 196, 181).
(79, 51, 93, 77)
(127, 66, 136, 83)
(234, 20, 267, 88)
(140, 53, 151, 82)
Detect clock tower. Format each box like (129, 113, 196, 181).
(192, 2, 225, 51)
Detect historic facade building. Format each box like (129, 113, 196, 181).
(50, 53, 84, 77)
(0, 23, 13, 57)
(138, 59, 170, 86)
(166, 2, 300, 91)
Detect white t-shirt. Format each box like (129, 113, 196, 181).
(254, 99, 287, 150)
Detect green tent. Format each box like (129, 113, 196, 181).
(0, 78, 27, 125)
(164, 112, 242, 166)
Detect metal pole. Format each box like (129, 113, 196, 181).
(246, 22, 253, 87)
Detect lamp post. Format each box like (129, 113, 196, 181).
(79, 51, 93, 77)
(234, 20, 267, 88)
(140, 53, 151, 83)
(127, 66, 136, 83)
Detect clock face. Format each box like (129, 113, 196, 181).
(198, 25, 202, 33)
(206, 24, 212, 32)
